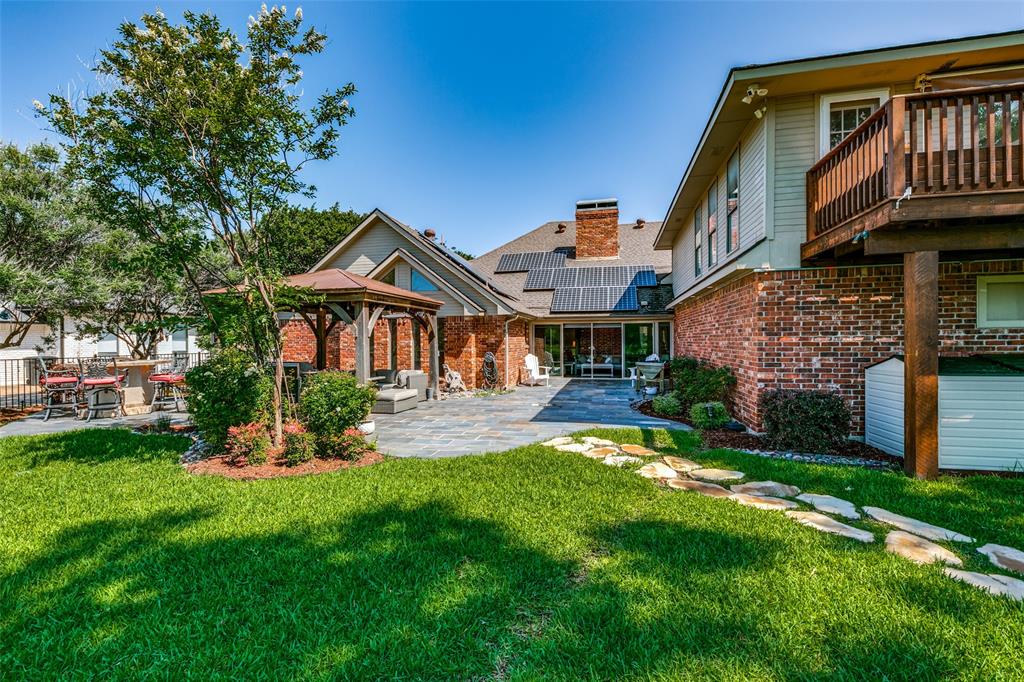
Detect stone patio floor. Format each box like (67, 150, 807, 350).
(0, 379, 686, 458)
(372, 379, 687, 458)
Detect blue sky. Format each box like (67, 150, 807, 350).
(2, 1, 1022, 255)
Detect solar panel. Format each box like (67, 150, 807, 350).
(523, 268, 556, 290)
(495, 251, 567, 273)
(550, 286, 639, 313)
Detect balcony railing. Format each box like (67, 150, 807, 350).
(806, 83, 1024, 241)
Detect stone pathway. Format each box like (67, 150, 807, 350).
(541, 435, 1024, 602)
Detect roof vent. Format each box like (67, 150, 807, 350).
(423, 228, 436, 240)
(555, 223, 566, 234)
(635, 218, 645, 229)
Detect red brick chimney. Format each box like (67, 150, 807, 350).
(575, 198, 619, 259)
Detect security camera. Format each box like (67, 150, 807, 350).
(742, 83, 769, 104)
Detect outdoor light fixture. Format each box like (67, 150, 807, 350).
(754, 105, 768, 119)
(742, 83, 768, 104)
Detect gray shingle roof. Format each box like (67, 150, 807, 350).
(471, 220, 672, 317)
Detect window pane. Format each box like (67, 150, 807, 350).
(987, 282, 1024, 322)
(410, 270, 437, 291)
(830, 110, 842, 131)
(380, 269, 396, 285)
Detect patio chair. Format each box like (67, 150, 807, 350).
(149, 355, 188, 412)
(522, 354, 550, 387)
(443, 363, 467, 393)
(37, 356, 80, 421)
(79, 357, 126, 421)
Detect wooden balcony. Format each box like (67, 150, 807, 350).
(802, 83, 1024, 262)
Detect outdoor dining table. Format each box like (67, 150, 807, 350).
(106, 358, 160, 415)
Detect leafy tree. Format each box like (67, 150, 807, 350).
(0, 142, 106, 350)
(450, 247, 474, 261)
(262, 203, 364, 274)
(41, 5, 356, 444)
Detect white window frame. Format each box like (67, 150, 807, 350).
(819, 88, 890, 158)
(977, 274, 1024, 328)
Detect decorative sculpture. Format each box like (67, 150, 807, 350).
(443, 363, 467, 393)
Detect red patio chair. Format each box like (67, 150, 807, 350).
(149, 355, 188, 412)
(37, 356, 80, 421)
(78, 357, 126, 421)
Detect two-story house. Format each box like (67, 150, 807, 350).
(656, 31, 1024, 478)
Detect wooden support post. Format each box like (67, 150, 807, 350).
(428, 312, 440, 399)
(903, 250, 939, 480)
(315, 306, 327, 370)
(354, 302, 370, 384)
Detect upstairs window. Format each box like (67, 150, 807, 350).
(819, 89, 889, 157)
(693, 208, 702, 278)
(410, 269, 438, 292)
(726, 150, 740, 253)
(706, 183, 718, 268)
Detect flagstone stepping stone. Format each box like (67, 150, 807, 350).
(943, 568, 1024, 601)
(884, 531, 962, 566)
(620, 444, 657, 456)
(603, 455, 642, 467)
(862, 506, 974, 543)
(730, 481, 800, 498)
(796, 493, 860, 520)
(667, 479, 733, 498)
(541, 437, 575, 447)
(554, 443, 593, 454)
(662, 456, 701, 473)
(730, 493, 799, 511)
(978, 544, 1024, 575)
(637, 462, 678, 480)
(585, 446, 620, 459)
(690, 468, 745, 482)
(784, 511, 874, 543)
(582, 436, 616, 447)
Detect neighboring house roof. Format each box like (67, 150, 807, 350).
(654, 29, 1024, 249)
(471, 220, 673, 317)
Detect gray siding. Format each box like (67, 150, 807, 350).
(320, 218, 498, 317)
(672, 117, 768, 298)
(768, 94, 816, 269)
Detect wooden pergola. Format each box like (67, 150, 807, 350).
(212, 269, 444, 397)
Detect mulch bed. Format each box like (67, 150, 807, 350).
(0, 406, 42, 428)
(636, 400, 900, 464)
(186, 451, 384, 480)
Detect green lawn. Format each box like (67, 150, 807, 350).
(1, 428, 1022, 680)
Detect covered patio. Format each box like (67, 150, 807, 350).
(278, 269, 444, 396)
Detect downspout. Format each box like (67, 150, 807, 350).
(504, 313, 524, 389)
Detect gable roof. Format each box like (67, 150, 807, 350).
(471, 219, 673, 317)
(311, 209, 526, 314)
(654, 29, 1024, 249)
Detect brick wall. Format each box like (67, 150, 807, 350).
(575, 208, 619, 259)
(282, 316, 431, 378)
(441, 315, 529, 389)
(674, 259, 1024, 434)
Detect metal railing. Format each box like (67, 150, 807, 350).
(0, 352, 208, 410)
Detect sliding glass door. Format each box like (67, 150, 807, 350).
(563, 325, 592, 377)
(591, 324, 623, 378)
(624, 323, 655, 371)
(533, 325, 562, 376)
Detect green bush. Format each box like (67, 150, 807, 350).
(668, 356, 736, 412)
(760, 389, 851, 454)
(185, 349, 273, 449)
(688, 401, 730, 429)
(282, 420, 315, 467)
(299, 371, 376, 451)
(317, 428, 374, 461)
(651, 394, 681, 416)
(225, 422, 271, 466)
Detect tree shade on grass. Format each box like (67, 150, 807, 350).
(1, 428, 1022, 679)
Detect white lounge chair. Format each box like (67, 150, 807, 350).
(522, 354, 551, 387)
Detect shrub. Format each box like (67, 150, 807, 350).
(668, 356, 736, 412)
(317, 428, 373, 460)
(185, 349, 273, 450)
(153, 415, 173, 433)
(225, 422, 271, 465)
(688, 401, 730, 429)
(299, 371, 376, 441)
(282, 420, 315, 467)
(760, 389, 851, 454)
(651, 394, 681, 416)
